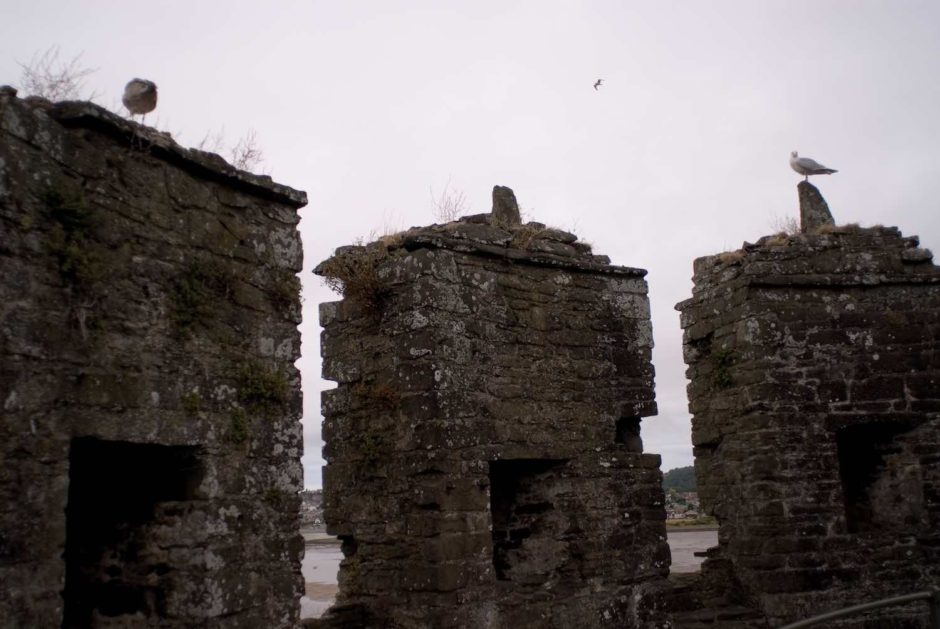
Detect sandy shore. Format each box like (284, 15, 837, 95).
(306, 582, 339, 600)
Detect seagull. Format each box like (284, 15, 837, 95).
(789, 151, 837, 181)
(593, 79, 603, 91)
(122, 78, 157, 124)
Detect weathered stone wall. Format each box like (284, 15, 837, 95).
(314, 196, 670, 628)
(0, 88, 306, 626)
(676, 199, 940, 626)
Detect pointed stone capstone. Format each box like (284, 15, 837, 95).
(798, 181, 835, 232)
(491, 185, 521, 226)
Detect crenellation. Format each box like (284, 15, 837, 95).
(0, 90, 305, 626)
(313, 187, 670, 628)
(676, 182, 940, 627)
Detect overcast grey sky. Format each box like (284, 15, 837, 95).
(4, 1, 940, 487)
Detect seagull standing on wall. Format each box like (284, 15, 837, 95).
(122, 78, 157, 124)
(593, 79, 603, 91)
(789, 151, 837, 182)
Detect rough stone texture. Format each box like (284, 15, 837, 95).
(798, 181, 835, 232)
(0, 89, 306, 626)
(676, 210, 940, 627)
(314, 202, 670, 628)
(491, 185, 521, 227)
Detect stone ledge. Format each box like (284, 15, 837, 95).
(1, 86, 307, 207)
(401, 233, 647, 277)
(749, 273, 940, 288)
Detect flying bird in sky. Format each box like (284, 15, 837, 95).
(593, 79, 603, 91)
(789, 151, 837, 181)
(122, 78, 157, 123)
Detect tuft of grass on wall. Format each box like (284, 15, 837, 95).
(269, 267, 301, 314)
(181, 391, 202, 417)
(43, 186, 105, 293)
(712, 347, 735, 390)
(228, 408, 249, 443)
(235, 361, 289, 414)
(317, 247, 391, 314)
(171, 259, 236, 332)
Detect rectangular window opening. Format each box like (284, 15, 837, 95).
(63, 437, 203, 626)
(488, 459, 568, 583)
(836, 422, 921, 534)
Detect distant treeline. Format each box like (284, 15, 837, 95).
(662, 466, 696, 492)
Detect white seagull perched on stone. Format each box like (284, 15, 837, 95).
(789, 151, 837, 181)
(122, 78, 157, 122)
(593, 78, 603, 91)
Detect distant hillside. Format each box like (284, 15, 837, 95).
(662, 466, 696, 492)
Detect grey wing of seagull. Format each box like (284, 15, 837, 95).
(794, 156, 828, 171)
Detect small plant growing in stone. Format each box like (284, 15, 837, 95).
(181, 391, 202, 417)
(269, 268, 301, 315)
(171, 259, 236, 332)
(763, 233, 791, 247)
(341, 556, 362, 583)
(18, 46, 98, 102)
(229, 129, 264, 171)
(716, 250, 745, 265)
(712, 347, 736, 390)
(265, 487, 289, 509)
(770, 215, 800, 236)
(509, 223, 549, 250)
(235, 361, 289, 414)
(810, 222, 864, 236)
(228, 408, 250, 443)
(317, 247, 391, 313)
(430, 181, 467, 223)
(361, 431, 386, 464)
(43, 186, 104, 293)
(196, 127, 265, 172)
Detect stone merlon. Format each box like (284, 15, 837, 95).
(0, 85, 306, 207)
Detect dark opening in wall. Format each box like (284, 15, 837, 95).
(62, 438, 203, 627)
(615, 416, 643, 452)
(488, 459, 568, 583)
(836, 422, 922, 533)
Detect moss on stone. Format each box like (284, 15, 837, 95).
(712, 347, 735, 390)
(361, 430, 385, 464)
(236, 361, 289, 413)
(228, 408, 249, 443)
(265, 487, 288, 509)
(269, 267, 301, 314)
(42, 186, 105, 294)
(171, 259, 236, 332)
(180, 391, 202, 416)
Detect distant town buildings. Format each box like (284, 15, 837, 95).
(665, 490, 701, 520)
(300, 489, 324, 527)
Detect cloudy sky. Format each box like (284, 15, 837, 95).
(4, 1, 940, 487)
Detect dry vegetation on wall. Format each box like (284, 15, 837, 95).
(196, 127, 266, 172)
(430, 181, 468, 223)
(17, 46, 97, 101)
(317, 246, 392, 313)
